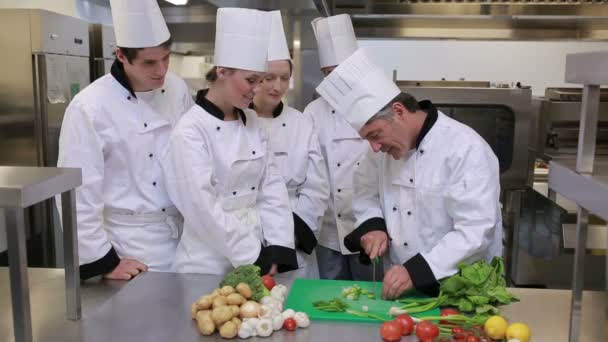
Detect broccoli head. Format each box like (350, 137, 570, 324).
(219, 264, 269, 301)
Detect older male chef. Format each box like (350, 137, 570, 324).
(304, 14, 381, 281)
(57, 0, 194, 280)
(316, 48, 503, 298)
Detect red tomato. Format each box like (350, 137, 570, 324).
(465, 336, 480, 342)
(380, 321, 402, 341)
(283, 317, 297, 331)
(440, 308, 460, 325)
(261, 275, 276, 290)
(415, 321, 440, 341)
(393, 314, 414, 336)
(452, 327, 465, 338)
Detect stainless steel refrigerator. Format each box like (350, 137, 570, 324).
(89, 23, 116, 81)
(0, 9, 90, 267)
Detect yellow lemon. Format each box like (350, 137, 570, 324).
(506, 322, 531, 342)
(484, 315, 508, 340)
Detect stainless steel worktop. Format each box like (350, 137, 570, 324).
(1, 268, 605, 342)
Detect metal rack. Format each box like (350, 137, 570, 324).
(0, 167, 82, 342)
(547, 51, 608, 342)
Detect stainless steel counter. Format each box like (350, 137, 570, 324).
(1, 268, 605, 342)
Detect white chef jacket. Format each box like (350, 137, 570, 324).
(346, 101, 503, 291)
(161, 90, 297, 275)
(303, 97, 368, 254)
(57, 60, 194, 278)
(253, 102, 329, 277)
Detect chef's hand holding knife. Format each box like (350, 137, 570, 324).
(360, 231, 413, 300)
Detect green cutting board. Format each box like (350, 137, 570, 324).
(284, 278, 440, 323)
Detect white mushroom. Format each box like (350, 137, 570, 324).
(272, 315, 284, 331)
(294, 312, 310, 328)
(238, 324, 253, 339)
(281, 309, 296, 320)
(256, 318, 274, 337)
(259, 296, 275, 306)
(258, 304, 274, 320)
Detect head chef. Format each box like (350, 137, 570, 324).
(317, 48, 503, 298)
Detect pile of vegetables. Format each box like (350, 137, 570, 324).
(311, 257, 529, 341)
(190, 265, 311, 339)
(391, 257, 518, 316)
(378, 311, 531, 342)
(190, 283, 254, 338)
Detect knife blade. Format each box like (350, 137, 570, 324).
(372, 256, 380, 300)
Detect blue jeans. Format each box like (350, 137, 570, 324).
(315, 245, 384, 281)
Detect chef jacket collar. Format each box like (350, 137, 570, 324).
(249, 101, 284, 118)
(415, 100, 439, 149)
(195, 89, 247, 125)
(110, 59, 137, 99)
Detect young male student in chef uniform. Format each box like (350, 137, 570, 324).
(303, 14, 381, 281)
(57, 0, 194, 280)
(161, 8, 297, 276)
(316, 48, 503, 298)
(250, 11, 329, 279)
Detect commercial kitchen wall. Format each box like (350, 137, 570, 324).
(359, 39, 608, 96)
(0, 0, 113, 25)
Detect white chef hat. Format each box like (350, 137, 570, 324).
(311, 14, 358, 68)
(110, 0, 171, 48)
(214, 8, 270, 72)
(316, 48, 401, 132)
(268, 11, 290, 62)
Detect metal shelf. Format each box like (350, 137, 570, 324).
(0, 166, 82, 342)
(0, 167, 81, 208)
(549, 50, 608, 342)
(548, 161, 608, 222)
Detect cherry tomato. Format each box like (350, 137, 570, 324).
(452, 326, 466, 338)
(415, 321, 440, 341)
(261, 275, 276, 290)
(440, 308, 460, 325)
(465, 335, 480, 342)
(380, 321, 402, 341)
(393, 314, 414, 336)
(283, 317, 297, 331)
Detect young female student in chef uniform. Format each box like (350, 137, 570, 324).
(57, 0, 193, 280)
(249, 11, 329, 279)
(161, 8, 297, 276)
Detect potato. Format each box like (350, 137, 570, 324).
(236, 283, 252, 299)
(196, 310, 212, 321)
(219, 321, 238, 339)
(212, 296, 228, 309)
(197, 316, 215, 336)
(228, 305, 240, 317)
(210, 288, 222, 298)
(231, 317, 242, 330)
(226, 293, 244, 306)
(196, 295, 214, 310)
(190, 302, 198, 320)
(220, 285, 235, 296)
(211, 306, 233, 326)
